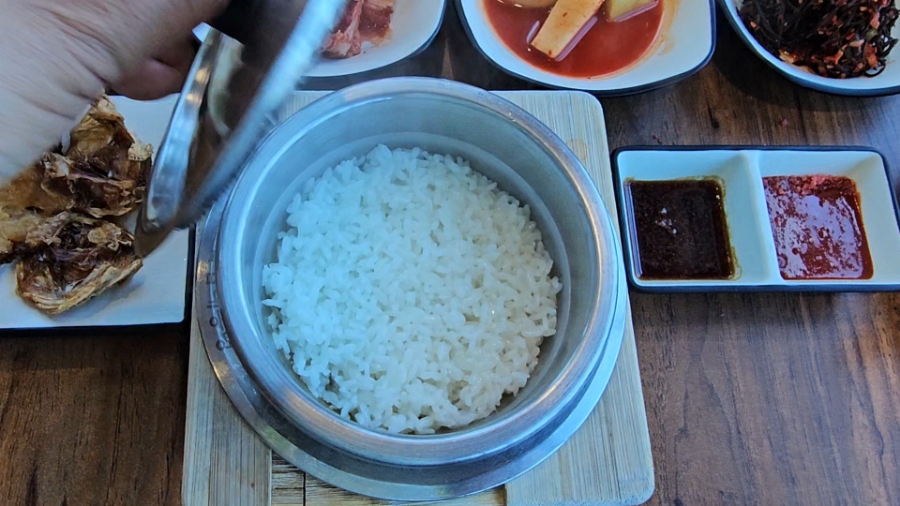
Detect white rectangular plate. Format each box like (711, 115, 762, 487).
(0, 95, 190, 329)
(613, 146, 900, 292)
(456, 0, 714, 94)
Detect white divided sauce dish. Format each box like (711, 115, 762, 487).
(455, 0, 715, 94)
(613, 147, 900, 292)
(719, 0, 900, 96)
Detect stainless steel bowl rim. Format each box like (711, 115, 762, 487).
(216, 77, 624, 466)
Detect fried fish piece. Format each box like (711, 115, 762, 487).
(39, 152, 145, 218)
(0, 207, 45, 264)
(0, 165, 66, 263)
(67, 96, 152, 179)
(0, 95, 149, 315)
(14, 212, 142, 315)
(40, 96, 153, 218)
(0, 163, 69, 214)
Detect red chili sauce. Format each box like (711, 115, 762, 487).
(626, 179, 735, 280)
(763, 176, 873, 280)
(482, 0, 664, 78)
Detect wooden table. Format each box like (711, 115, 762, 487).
(2, 10, 900, 506)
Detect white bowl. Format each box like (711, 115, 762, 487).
(456, 0, 715, 94)
(193, 0, 446, 79)
(718, 0, 900, 96)
(613, 147, 900, 292)
(309, 0, 447, 77)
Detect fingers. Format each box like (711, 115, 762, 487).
(112, 36, 198, 100)
(113, 60, 184, 100)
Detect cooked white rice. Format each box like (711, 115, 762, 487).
(262, 145, 561, 434)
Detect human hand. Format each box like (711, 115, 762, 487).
(0, 0, 227, 185)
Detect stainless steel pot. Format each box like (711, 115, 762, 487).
(206, 77, 627, 499)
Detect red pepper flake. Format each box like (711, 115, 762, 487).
(824, 49, 845, 63)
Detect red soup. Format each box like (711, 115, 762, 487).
(482, 0, 664, 78)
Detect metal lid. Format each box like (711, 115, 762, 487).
(134, 0, 347, 257)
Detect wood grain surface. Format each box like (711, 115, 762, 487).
(2, 7, 900, 506)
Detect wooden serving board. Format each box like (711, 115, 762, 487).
(183, 91, 654, 506)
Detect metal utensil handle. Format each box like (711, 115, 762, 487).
(134, 0, 347, 257)
(141, 31, 221, 229)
